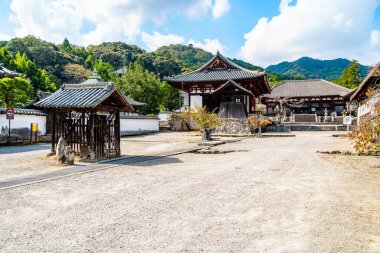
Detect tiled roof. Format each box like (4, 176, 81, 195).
(164, 52, 266, 83)
(164, 68, 265, 83)
(0, 108, 47, 116)
(0, 64, 19, 78)
(34, 78, 132, 111)
(120, 115, 159, 120)
(212, 79, 253, 96)
(264, 79, 351, 98)
(124, 96, 146, 106)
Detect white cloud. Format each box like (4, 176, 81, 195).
(0, 33, 12, 41)
(239, 0, 380, 67)
(141, 32, 185, 51)
(140, 30, 227, 55)
(212, 0, 231, 19)
(188, 38, 227, 54)
(8, 0, 218, 45)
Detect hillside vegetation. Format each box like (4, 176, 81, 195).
(0, 36, 367, 112)
(266, 57, 369, 80)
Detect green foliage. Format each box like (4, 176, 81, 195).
(230, 58, 263, 71)
(336, 60, 364, 89)
(88, 42, 145, 69)
(156, 44, 213, 70)
(0, 48, 56, 94)
(61, 37, 72, 53)
(0, 77, 32, 107)
(115, 62, 181, 115)
(94, 59, 116, 82)
(84, 55, 95, 69)
(266, 57, 368, 81)
(62, 63, 92, 83)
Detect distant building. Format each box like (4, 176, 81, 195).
(262, 79, 352, 115)
(164, 52, 271, 115)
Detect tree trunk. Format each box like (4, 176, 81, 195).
(257, 126, 263, 138)
(202, 129, 212, 141)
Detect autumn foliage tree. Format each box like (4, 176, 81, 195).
(182, 104, 221, 140)
(349, 85, 380, 153)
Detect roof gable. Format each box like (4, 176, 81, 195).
(35, 78, 132, 111)
(197, 51, 242, 71)
(211, 79, 254, 96)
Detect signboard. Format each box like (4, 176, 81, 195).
(6, 107, 14, 120)
(343, 116, 352, 125)
(31, 123, 38, 132)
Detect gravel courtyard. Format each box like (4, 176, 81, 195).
(0, 132, 379, 252)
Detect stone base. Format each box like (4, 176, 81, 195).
(214, 118, 253, 135)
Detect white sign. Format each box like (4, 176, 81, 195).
(343, 116, 352, 125)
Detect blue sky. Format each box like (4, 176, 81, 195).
(0, 0, 380, 67)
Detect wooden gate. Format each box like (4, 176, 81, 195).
(51, 110, 120, 160)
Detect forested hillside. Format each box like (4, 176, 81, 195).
(266, 57, 369, 80)
(0, 36, 367, 112)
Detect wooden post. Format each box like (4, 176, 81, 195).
(90, 111, 95, 159)
(51, 110, 56, 153)
(115, 111, 121, 157)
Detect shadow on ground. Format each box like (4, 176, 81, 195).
(104, 155, 183, 167)
(0, 144, 50, 154)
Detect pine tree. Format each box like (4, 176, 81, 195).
(337, 60, 364, 89)
(61, 37, 72, 53)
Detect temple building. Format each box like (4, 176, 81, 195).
(348, 63, 380, 122)
(164, 52, 271, 115)
(262, 79, 352, 115)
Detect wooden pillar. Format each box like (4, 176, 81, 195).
(251, 96, 256, 113)
(90, 111, 95, 159)
(51, 109, 56, 153)
(115, 111, 121, 157)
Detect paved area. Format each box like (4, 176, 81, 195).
(0, 132, 379, 252)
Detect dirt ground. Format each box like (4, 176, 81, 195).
(0, 131, 379, 252)
(0, 132, 201, 181)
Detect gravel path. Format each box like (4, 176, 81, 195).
(0, 132, 379, 252)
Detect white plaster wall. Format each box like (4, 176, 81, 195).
(181, 91, 189, 106)
(0, 114, 47, 135)
(158, 112, 170, 121)
(120, 118, 159, 132)
(190, 95, 203, 108)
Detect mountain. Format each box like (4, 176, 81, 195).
(266, 57, 369, 81)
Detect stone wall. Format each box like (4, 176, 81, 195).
(214, 118, 253, 135)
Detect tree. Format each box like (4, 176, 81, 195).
(115, 62, 181, 115)
(182, 104, 221, 140)
(337, 60, 364, 88)
(94, 59, 116, 81)
(159, 82, 182, 111)
(84, 55, 95, 69)
(0, 48, 56, 94)
(61, 37, 72, 53)
(349, 86, 380, 153)
(0, 77, 32, 107)
(62, 63, 92, 83)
